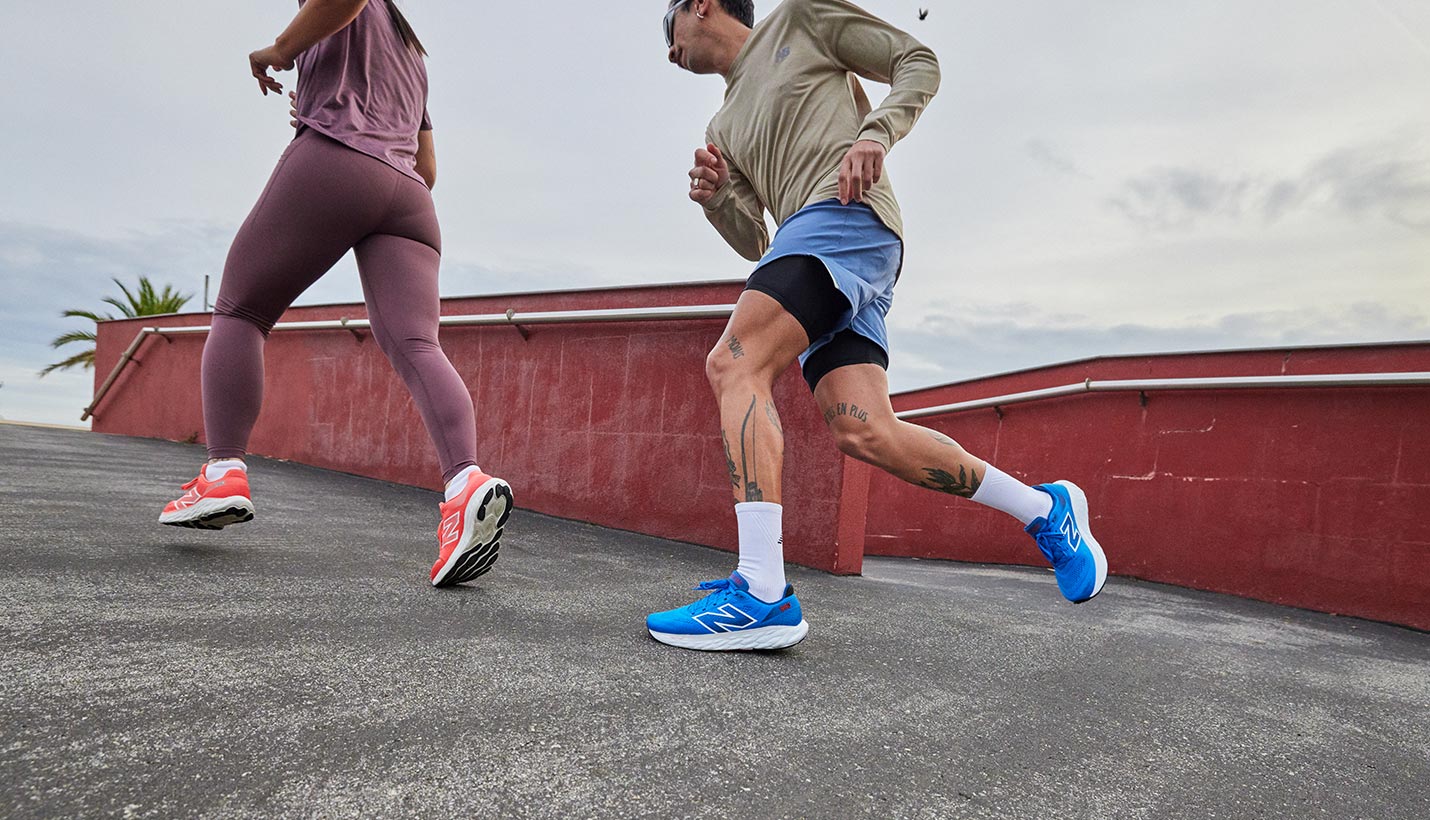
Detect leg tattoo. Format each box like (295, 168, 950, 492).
(722, 431, 741, 488)
(928, 430, 958, 447)
(823, 402, 870, 425)
(919, 465, 982, 498)
(765, 400, 783, 443)
(739, 394, 763, 502)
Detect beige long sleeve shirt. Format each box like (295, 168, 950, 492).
(702, 0, 940, 261)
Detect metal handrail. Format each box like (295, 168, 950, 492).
(82, 304, 736, 421)
(895, 372, 1430, 420)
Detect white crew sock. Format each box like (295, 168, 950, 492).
(970, 464, 1054, 526)
(205, 459, 246, 481)
(734, 501, 786, 603)
(444, 465, 483, 502)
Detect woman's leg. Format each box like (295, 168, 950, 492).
(202, 132, 386, 459)
(352, 232, 478, 484)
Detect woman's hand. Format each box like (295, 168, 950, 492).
(249, 45, 295, 96)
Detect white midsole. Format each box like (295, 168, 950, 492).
(1057, 479, 1108, 597)
(158, 495, 254, 525)
(649, 621, 809, 651)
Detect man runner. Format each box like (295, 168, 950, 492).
(647, 0, 1108, 651)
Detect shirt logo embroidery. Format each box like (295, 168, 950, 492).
(775, 46, 791, 64)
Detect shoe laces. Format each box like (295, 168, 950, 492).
(1033, 526, 1074, 567)
(687, 578, 735, 609)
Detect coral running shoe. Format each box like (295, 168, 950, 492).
(646, 572, 808, 651)
(159, 465, 255, 530)
(1027, 480, 1108, 603)
(431, 470, 513, 587)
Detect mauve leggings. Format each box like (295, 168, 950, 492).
(203, 128, 477, 483)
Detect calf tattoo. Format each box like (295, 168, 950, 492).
(739, 395, 764, 501)
(927, 430, 958, 447)
(823, 402, 870, 425)
(727, 336, 746, 359)
(765, 400, 783, 442)
(920, 465, 982, 498)
(722, 431, 740, 488)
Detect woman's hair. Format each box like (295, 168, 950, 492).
(386, 0, 428, 57)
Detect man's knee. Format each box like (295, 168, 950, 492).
(706, 339, 756, 392)
(829, 416, 890, 463)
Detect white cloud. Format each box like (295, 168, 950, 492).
(1110, 135, 1430, 231)
(1, 0, 1428, 424)
(887, 301, 1430, 391)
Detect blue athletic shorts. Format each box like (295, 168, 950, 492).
(749, 198, 902, 370)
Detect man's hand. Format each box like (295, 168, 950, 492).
(288, 91, 298, 128)
(249, 44, 295, 96)
(839, 139, 886, 205)
(688, 143, 731, 205)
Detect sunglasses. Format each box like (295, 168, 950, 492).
(663, 0, 694, 48)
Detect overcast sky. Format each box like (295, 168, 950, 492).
(1, 0, 1427, 425)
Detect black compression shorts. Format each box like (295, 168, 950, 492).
(744, 254, 890, 391)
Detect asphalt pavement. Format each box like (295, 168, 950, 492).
(1, 422, 1426, 819)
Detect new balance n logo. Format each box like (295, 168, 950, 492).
(440, 511, 463, 549)
(1059, 516, 1083, 553)
(693, 604, 756, 634)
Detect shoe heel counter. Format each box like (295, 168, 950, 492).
(777, 595, 803, 625)
(226, 470, 252, 497)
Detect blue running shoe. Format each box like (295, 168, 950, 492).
(646, 572, 809, 651)
(1026, 480, 1108, 603)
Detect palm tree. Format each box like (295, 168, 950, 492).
(42, 276, 192, 376)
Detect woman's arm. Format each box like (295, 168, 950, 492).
(249, 0, 370, 95)
(416, 130, 437, 190)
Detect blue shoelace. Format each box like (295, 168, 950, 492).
(1033, 526, 1075, 567)
(684, 578, 735, 612)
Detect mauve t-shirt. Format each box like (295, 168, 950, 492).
(293, 0, 431, 182)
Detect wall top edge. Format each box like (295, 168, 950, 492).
(890, 339, 1430, 399)
(94, 278, 750, 327)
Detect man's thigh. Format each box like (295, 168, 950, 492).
(812, 361, 897, 428)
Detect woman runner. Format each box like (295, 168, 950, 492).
(159, 0, 512, 588)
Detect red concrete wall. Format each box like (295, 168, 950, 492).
(91, 289, 1430, 628)
(91, 282, 862, 572)
(866, 343, 1430, 630)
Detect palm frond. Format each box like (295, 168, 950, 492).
(44, 277, 196, 380)
(61, 309, 112, 323)
(101, 296, 135, 318)
(110, 278, 140, 318)
(39, 349, 96, 377)
(50, 330, 98, 349)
